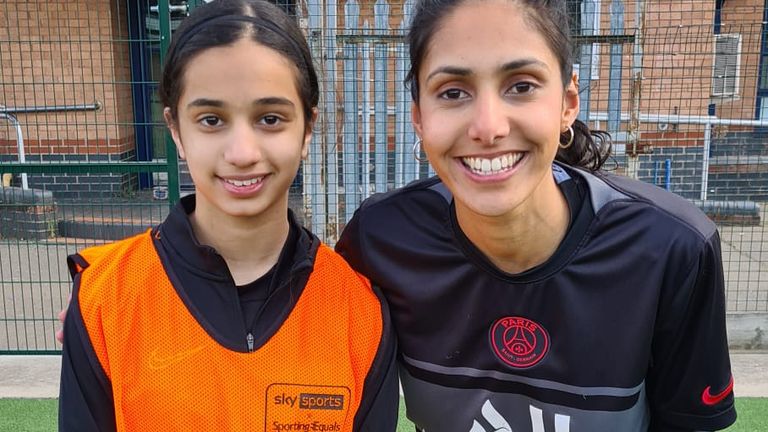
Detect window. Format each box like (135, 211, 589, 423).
(761, 55, 768, 91)
(712, 33, 742, 97)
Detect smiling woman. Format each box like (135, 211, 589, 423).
(57, 1, 398, 431)
(335, 0, 736, 431)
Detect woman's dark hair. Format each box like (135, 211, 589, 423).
(159, 0, 318, 128)
(405, 0, 611, 171)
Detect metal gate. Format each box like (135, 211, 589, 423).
(0, 0, 186, 353)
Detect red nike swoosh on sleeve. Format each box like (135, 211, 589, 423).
(701, 375, 734, 406)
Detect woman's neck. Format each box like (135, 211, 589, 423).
(190, 198, 290, 286)
(455, 178, 570, 275)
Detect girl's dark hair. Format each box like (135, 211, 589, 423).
(406, 0, 611, 171)
(159, 0, 318, 128)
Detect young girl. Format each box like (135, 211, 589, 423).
(336, 0, 736, 430)
(58, 1, 397, 430)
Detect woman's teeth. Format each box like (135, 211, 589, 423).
(462, 153, 523, 176)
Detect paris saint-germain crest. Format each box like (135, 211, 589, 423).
(490, 316, 549, 368)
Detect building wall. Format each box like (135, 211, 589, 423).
(586, 0, 715, 140)
(583, 1, 766, 202)
(2, 0, 766, 200)
(0, 0, 135, 196)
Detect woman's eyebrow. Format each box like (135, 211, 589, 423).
(425, 58, 550, 83)
(500, 58, 550, 73)
(425, 66, 471, 83)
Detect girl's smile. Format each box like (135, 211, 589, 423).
(219, 174, 268, 196)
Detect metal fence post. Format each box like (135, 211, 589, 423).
(158, 0, 181, 206)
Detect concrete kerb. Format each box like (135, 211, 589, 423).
(0, 355, 61, 398)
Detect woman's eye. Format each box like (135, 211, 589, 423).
(261, 115, 281, 126)
(199, 116, 221, 127)
(440, 88, 467, 100)
(509, 82, 535, 94)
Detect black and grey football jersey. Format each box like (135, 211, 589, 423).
(337, 163, 736, 432)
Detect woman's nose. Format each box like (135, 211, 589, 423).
(467, 92, 511, 146)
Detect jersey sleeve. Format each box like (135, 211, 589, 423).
(58, 264, 117, 432)
(353, 286, 399, 431)
(338, 211, 399, 430)
(336, 209, 370, 276)
(646, 230, 736, 431)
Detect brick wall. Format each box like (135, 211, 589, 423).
(0, 0, 136, 198)
(615, 146, 705, 200)
(585, 1, 714, 139)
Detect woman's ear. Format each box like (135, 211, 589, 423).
(561, 73, 580, 130)
(301, 108, 319, 160)
(411, 101, 423, 139)
(163, 107, 186, 160)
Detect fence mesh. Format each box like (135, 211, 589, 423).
(1, 0, 767, 352)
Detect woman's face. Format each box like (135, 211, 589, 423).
(412, 0, 579, 219)
(165, 38, 314, 224)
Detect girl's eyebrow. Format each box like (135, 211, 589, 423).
(187, 98, 224, 109)
(252, 97, 295, 108)
(425, 58, 550, 83)
(186, 97, 295, 109)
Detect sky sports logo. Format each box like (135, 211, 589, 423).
(273, 392, 345, 411)
(299, 393, 345, 410)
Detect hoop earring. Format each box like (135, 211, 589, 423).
(559, 126, 574, 149)
(412, 138, 427, 162)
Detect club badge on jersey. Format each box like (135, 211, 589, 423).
(490, 316, 550, 369)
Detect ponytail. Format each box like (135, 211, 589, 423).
(556, 119, 612, 172)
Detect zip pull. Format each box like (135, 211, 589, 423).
(246, 333, 254, 352)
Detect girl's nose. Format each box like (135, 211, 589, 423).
(223, 123, 262, 167)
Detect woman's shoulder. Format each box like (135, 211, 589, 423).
(357, 176, 448, 212)
(577, 168, 717, 241)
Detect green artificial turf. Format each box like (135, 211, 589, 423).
(0, 398, 57, 432)
(724, 398, 768, 431)
(0, 397, 763, 431)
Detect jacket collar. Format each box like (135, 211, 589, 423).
(157, 194, 317, 284)
(153, 194, 320, 351)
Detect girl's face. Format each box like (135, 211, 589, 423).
(166, 38, 314, 223)
(412, 0, 579, 219)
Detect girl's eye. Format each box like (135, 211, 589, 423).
(261, 115, 281, 126)
(199, 115, 222, 127)
(439, 88, 468, 100)
(509, 82, 535, 94)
